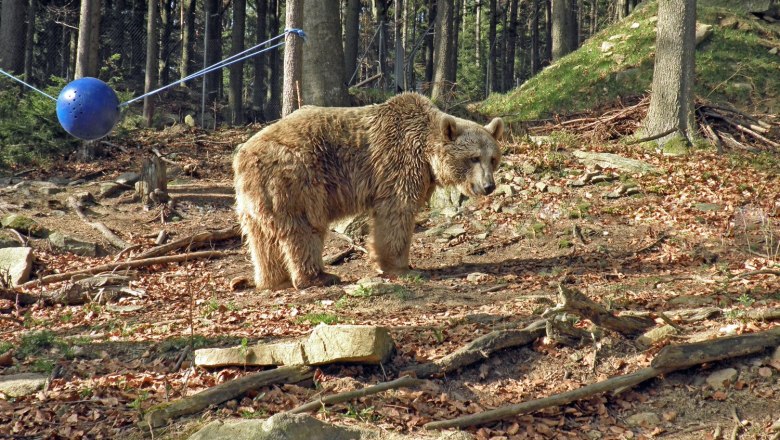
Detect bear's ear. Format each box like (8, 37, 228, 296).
(440, 115, 460, 141)
(484, 117, 504, 141)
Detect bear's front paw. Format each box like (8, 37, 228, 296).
(294, 272, 342, 290)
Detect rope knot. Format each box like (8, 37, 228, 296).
(285, 28, 307, 41)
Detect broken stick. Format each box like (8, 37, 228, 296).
(132, 225, 241, 260)
(406, 320, 547, 378)
(543, 284, 654, 337)
(288, 375, 423, 414)
(424, 327, 780, 430)
(20, 250, 227, 289)
(143, 365, 312, 429)
(67, 196, 130, 250)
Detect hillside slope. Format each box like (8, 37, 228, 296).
(479, 0, 780, 123)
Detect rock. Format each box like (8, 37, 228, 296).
(99, 172, 141, 198)
(630, 22, 640, 29)
(0, 247, 34, 286)
(547, 185, 563, 195)
(1, 214, 48, 238)
(424, 225, 445, 237)
(48, 231, 98, 257)
(494, 184, 514, 197)
(466, 272, 489, 283)
(195, 325, 395, 368)
(442, 224, 466, 239)
(0, 231, 17, 249)
(430, 187, 466, 210)
(331, 214, 369, 239)
(694, 203, 721, 212)
(38, 186, 63, 196)
(490, 199, 503, 213)
(769, 346, 780, 370)
(600, 42, 615, 52)
(668, 295, 713, 307)
(706, 368, 738, 389)
(0, 373, 48, 398)
(344, 278, 406, 296)
(770, 47, 779, 55)
(572, 150, 660, 175)
(521, 163, 537, 175)
(195, 341, 305, 368)
(625, 412, 661, 428)
(771, 416, 780, 432)
(184, 114, 197, 127)
(636, 325, 678, 349)
(695, 23, 713, 45)
(304, 324, 394, 365)
(608, 34, 625, 41)
(535, 181, 548, 192)
(188, 412, 471, 440)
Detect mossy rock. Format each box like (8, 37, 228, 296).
(1, 214, 48, 238)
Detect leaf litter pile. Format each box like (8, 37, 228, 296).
(0, 120, 779, 440)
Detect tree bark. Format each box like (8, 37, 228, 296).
(503, 0, 519, 91)
(74, 0, 98, 78)
(343, 0, 361, 86)
(616, 0, 629, 20)
(23, 0, 36, 81)
(137, 156, 167, 207)
(86, 0, 101, 77)
(282, 0, 304, 117)
(0, 0, 27, 74)
(180, 0, 196, 81)
(449, 0, 461, 87)
(590, 0, 598, 35)
(229, 0, 246, 125)
(641, 0, 697, 147)
(431, 0, 454, 102)
(475, 0, 481, 68)
(266, 0, 282, 119)
(544, 0, 552, 63)
(251, 0, 268, 121)
(373, 0, 390, 90)
(302, 0, 349, 107)
(395, 0, 406, 92)
(204, 0, 222, 108)
(487, 0, 497, 92)
(159, 0, 173, 86)
(531, 0, 540, 73)
(551, 0, 575, 61)
(425, 0, 435, 83)
(143, 0, 159, 127)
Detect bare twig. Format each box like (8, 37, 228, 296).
(67, 196, 131, 250)
(288, 376, 423, 414)
(132, 225, 240, 260)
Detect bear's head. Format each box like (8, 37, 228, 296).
(431, 115, 504, 198)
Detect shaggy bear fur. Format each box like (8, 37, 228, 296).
(233, 92, 503, 290)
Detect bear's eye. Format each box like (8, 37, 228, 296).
(471, 156, 480, 164)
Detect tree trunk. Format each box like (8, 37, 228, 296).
(475, 0, 481, 68)
(87, 0, 101, 77)
(590, 0, 598, 35)
(551, 0, 575, 61)
(229, 0, 246, 125)
(137, 156, 168, 207)
(373, 0, 389, 90)
(303, 0, 348, 106)
(425, 0, 435, 83)
(395, 0, 405, 92)
(504, 0, 519, 91)
(641, 0, 697, 147)
(544, 0, 552, 63)
(616, 0, 629, 20)
(251, 0, 267, 121)
(204, 0, 222, 108)
(487, 0, 497, 92)
(266, 0, 282, 119)
(143, 0, 159, 127)
(180, 0, 196, 81)
(431, 0, 454, 102)
(577, 0, 583, 45)
(159, 0, 173, 86)
(74, 0, 96, 78)
(343, 0, 361, 86)
(282, 0, 304, 117)
(531, 0, 540, 73)
(23, 0, 36, 80)
(449, 0, 461, 86)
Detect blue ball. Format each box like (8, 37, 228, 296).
(56, 77, 120, 141)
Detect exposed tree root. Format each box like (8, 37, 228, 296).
(288, 375, 423, 414)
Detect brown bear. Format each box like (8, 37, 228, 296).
(233, 92, 503, 290)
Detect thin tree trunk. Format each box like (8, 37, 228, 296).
(74, 0, 95, 78)
(204, 0, 221, 108)
(590, 0, 598, 35)
(431, 0, 453, 102)
(143, 0, 159, 127)
(577, 0, 583, 45)
(282, 0, 304, 117)
(251, 0, 267, 121)
(374, 0, 389, 90)
(641, 0, 697, 147)
(303, 0, 348, 106)
(487, 0, 497, 92)
(180, 0, 196, 81)
(343, 0, 360, 86)
(266, 0, 282, 119)
(425, 0, 435, 83)
(551, 0, 575, 61)
(544, 0, 552, 63)
(449, 0, 460, 86)
(475, 0, 481, 68)
(504, 0, 519, 91)
(23, 0, 36, 80)
(395, 0, 405, 92)
(531, 0, 540, 73)
(87, 0, 101, 77)
(229, 0, 246, 125)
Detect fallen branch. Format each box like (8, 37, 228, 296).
(466, 236, 523, 256)
(0, 288, 39, 306)
(543, 285, 654, 337)
(20, 250, 227, 289)
(132, 225, 241, 260)
(424, 327, 780, 430)
(67, 196, 130, 250)
(143, 365, 313, 429)
(405, 320, 547, 378)
(626, 127, 677, 145)
(324, 247, 357, 266)
(288, 375, 423, 414)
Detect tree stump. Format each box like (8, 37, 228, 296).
(135, 156, 168, 207)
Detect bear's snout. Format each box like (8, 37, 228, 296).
(483, 182, 496, 195)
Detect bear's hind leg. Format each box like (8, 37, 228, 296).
(278, 221, 341, 289)
(241, 215, 291, 290)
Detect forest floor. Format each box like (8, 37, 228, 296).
(0, 121, 779, 440)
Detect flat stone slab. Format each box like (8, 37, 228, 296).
(0, 247, 34, 286)
(572, 150, 661, 175)
(195, 325, 394, 368)
(706, 368, 738, 389)
(0, 373, 48, 398)
(189, 413, 473, 440)
(49, 231, 98, 257)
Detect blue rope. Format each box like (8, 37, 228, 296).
(0, 68, 58, 101)
(121, 28, 306, 107)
